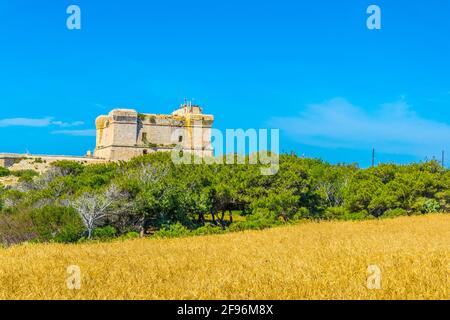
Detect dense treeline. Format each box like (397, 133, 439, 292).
(0, 152, 448, 246)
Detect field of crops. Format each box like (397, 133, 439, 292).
(0, 214, 448, 300)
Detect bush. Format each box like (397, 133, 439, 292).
(413, 198, 441, 214)
(12, 170, 39, 183)
(30, 206, 84, 243)
(382, 208, 407, 219)
(422, 199, 440, 213)
(345, 211, 373, 220)
(51, 160, 84, 176)
(323, 207, 350, 220)
(191, 223, 224, 236)
(292, 207, 310, 220)
(0, 210, 37, 246)
(118, 231, 140, 240)
(0, 167, 10, 177)
(153, 223, 190, 238)
(91, 226, 117, 240)
(248, 208, 278, 223)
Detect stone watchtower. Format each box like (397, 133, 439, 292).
(94, 103, 214, 161)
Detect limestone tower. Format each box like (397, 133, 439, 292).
(94, 103, 214, 161)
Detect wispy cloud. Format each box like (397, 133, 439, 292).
(0, 117, 84, 128)
(0, 117, 52, 127)
(50, 120, 85, 128)
(51, 129, 96, 137)
(269, 97, 450, 156)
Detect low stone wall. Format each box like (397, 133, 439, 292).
(0, 153, 106, 169)
(0, 157, 18, 168)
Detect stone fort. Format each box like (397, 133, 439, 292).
(94, 102, 214, 161)
(0, 102, 214, 168)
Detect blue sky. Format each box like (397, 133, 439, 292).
(0, 0, 449, 167)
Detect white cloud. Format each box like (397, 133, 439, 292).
(51, 129, 96, 137)
(50, 120, 85, 128)
(0, 117, 84, 128)
(269, 98, 450, 156)
(0, 117, 53, 127)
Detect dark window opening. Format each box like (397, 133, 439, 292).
(142, 132, 147, 142)
(178, 135, 183, 143)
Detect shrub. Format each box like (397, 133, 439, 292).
(12, 170, 39, 183)
(292, 207, 310, 220)
(1, 189, 25, 212)
(382, 208, 407, 219)
(0, 211, 37, 246)
(153, 223, 190, 238)
(30, 206, 84, 243)
(344, 211, 373, 220)
(0, 167, 10, 177)
(323, 207, 350, 220)
(51, 160, 84, 176)
(191, 223, 224, 236)
(118, 231, 140, 240)
(91, 226, 117, 240)
(249, 208, 278, 223)
(422, 199, 440, 213)
(413, 198, 441, 214)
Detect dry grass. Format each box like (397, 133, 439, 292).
(0, 214, 448, 300)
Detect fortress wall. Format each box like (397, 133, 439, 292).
(108, 147, 144, 161)
(93, 147, 112, 161)
(141, 124, 176, 146)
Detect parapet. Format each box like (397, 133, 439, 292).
(109, 109, 138, 123)
(96, 109, 139, 129)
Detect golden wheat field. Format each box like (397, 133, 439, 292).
(0, 214, 449, 300)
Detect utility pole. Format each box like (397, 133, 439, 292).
(442, 150, 445, 168)
(372, 148, 375, 167)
